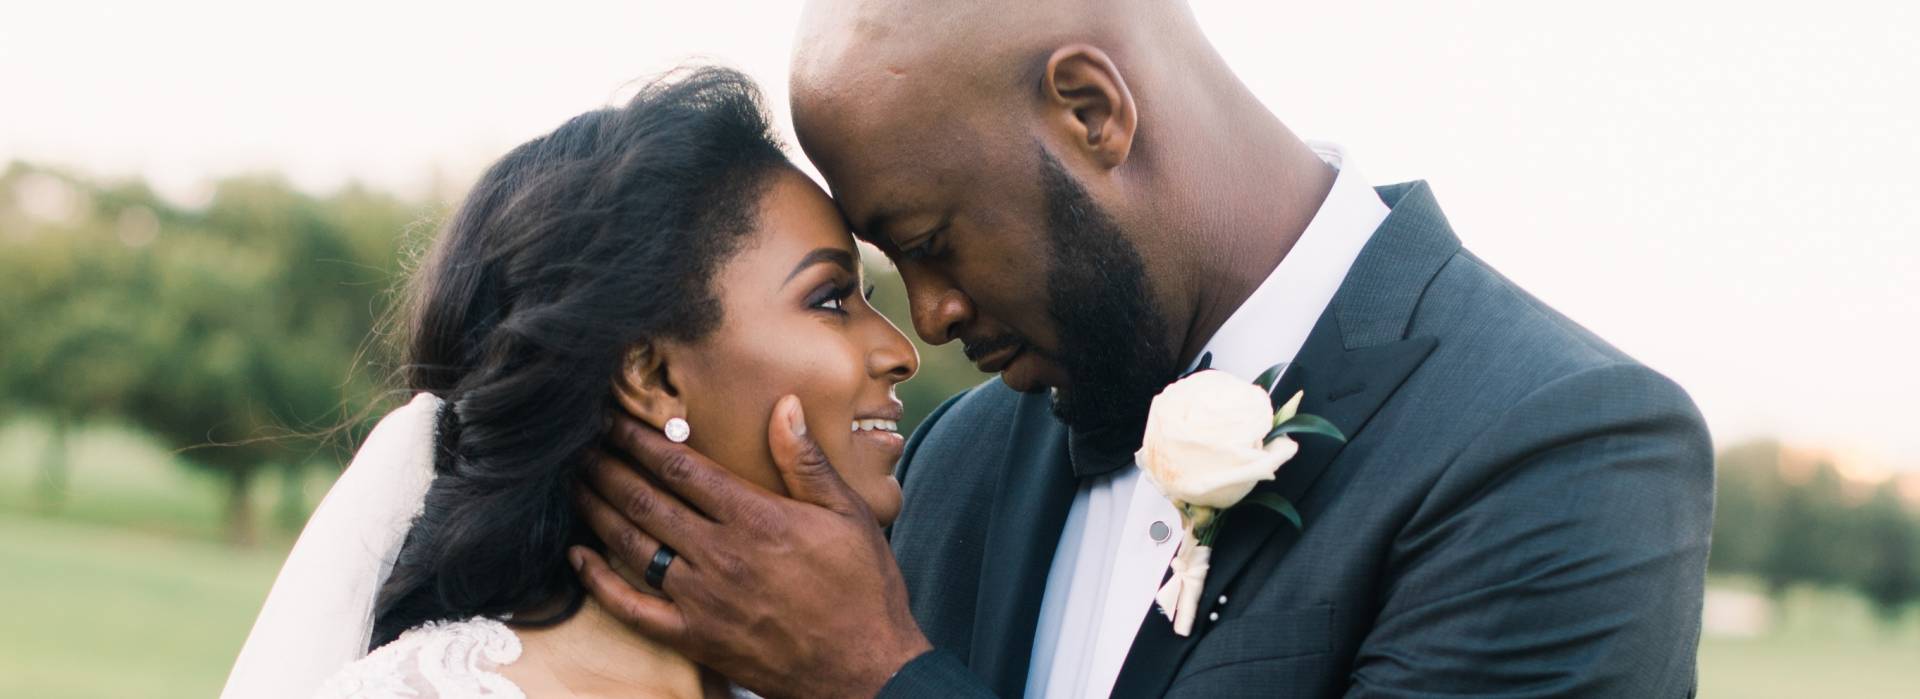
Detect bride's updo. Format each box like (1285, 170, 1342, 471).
(372, 67, 789, 648)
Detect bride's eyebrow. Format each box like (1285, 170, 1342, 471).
(781, 247, 857, 287)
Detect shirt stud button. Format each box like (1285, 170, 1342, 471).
(1208, 611, 1220, 622)
(1217, 595, 1228, 605)
(1149, 520, 1171, 543)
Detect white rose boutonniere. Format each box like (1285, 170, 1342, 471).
(1138, 355, 1347, 636)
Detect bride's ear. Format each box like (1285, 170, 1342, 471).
(613, 343, 684, 430)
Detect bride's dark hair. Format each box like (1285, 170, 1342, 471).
(371, 67, 788, 648)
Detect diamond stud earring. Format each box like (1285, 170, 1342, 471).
(664, 417, 691, 443)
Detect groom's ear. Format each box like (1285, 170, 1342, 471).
(614, 343, 684, 429)
(1040, 45, 1138, 170)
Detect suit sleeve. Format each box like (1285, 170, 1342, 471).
(877, 649, 1000, 699)
(1348, 363, 1714, 698)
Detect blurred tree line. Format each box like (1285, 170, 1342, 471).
(1711, 440, 1920, 626)
(0, 162, 985, 544)
(0, 163, 419, 543)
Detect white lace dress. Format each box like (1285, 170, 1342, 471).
(314, 616, 762, 699)
(316, 617, 526, 698)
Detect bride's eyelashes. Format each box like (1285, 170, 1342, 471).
(808, 280, 863, 315)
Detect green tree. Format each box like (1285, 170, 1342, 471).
(1856, 482, 1919, 626)
(0, 164, 414, 542)
(1759, 460, 1849, 600)
(0, 167, 155, 509)
(131, 175, 408, 542)
(1709, 440, 1783, 575)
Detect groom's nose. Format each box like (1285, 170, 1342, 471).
(903, 270, 973, 346)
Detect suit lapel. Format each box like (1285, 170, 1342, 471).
(1205, 329, 1438, 610)
(1110, 320, 1436, 698)
(1111, 181, 1460, 698)
(966, 393, 1087, 696)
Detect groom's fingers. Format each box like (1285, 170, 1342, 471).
(580, 454, 709, 554)
(767, 395, 865, 516)
(570, 546, 688, 640)
(574, 484, 665, 575)
(603, 412, 752, 522)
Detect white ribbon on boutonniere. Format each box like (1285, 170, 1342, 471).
(1138, 355, 1346, 636)
(1153, 527, 1212, 636)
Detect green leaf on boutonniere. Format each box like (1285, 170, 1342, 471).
(1271, 389, 1303, 427)
(1246, 492, 1303, 530)
(1253, 363, 1285, 396)
(1265, 413, 1347, 444)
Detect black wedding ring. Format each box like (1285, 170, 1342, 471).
(643, 545, 676, 589)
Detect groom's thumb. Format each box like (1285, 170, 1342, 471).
(768, 395, 860, 514)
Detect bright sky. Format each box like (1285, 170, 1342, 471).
(4, 1, 1916, 474)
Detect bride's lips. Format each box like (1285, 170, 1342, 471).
(850, 403, 907, 458)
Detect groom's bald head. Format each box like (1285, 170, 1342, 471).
(789, 0, 1222, 181)
(790, 0, 1324, 432)
(787, 0, 1254, 264)
(791, 0, 1171, 96)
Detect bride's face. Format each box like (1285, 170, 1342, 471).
(654, 169, 919, 525)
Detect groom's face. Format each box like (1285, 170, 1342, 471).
(797, 101, 1179, 433)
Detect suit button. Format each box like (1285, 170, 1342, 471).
(1149, 520, 1171, 543)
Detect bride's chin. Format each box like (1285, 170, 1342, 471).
(865, 481, 902, 527)
(830, 436, 905, 524)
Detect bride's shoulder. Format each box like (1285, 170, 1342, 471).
(314, 617, 524, 699)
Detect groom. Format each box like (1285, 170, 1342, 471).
(574, 0, 1714, 696)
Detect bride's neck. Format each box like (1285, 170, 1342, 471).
(505, 596, 725, 699)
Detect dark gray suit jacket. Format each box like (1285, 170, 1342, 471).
(877, 182, 1714, 698)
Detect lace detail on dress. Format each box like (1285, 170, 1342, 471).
(315, 617, 524, 699)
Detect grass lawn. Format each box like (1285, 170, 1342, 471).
(0, 418, 324, 698)
(1697, 578, 1920, 697)
(0, 511, 284, 699)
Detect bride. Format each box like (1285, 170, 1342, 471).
(221, 67, 919, 698)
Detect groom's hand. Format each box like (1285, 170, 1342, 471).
(571, 395, 932, 699)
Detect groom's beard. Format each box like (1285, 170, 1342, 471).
(1036, 151, 1181, 438)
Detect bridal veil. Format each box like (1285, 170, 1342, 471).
(220, 393, 442, 698)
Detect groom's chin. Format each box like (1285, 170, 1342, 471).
(998, 373, 1046, 395)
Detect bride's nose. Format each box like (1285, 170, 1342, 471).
(866, 324, 919, 384)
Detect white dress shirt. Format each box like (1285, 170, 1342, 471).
(1025, 143, 1390, 699)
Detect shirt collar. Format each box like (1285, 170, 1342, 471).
(1192, 142, 1390, 381)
